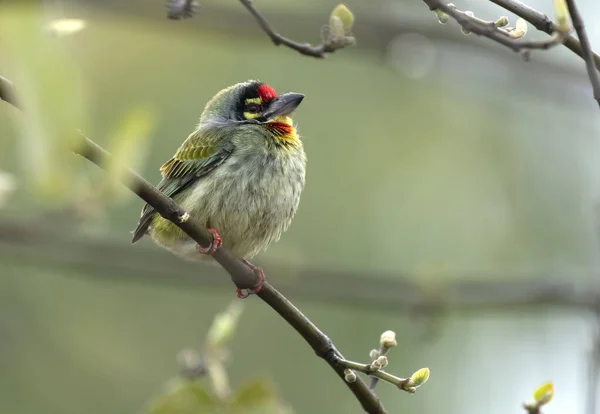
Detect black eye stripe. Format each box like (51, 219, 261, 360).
(245, 103, 261, 113)
(235, 80, 264, 120)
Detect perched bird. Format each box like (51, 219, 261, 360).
(131, 80, 306, 296)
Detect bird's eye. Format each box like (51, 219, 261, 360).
(245, 104, 261, 114)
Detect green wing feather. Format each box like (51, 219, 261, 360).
(131, 130, 233, 243)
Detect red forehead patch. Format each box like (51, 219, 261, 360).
(257, 84, 278, 102)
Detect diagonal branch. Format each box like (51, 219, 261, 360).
(238, 0, 351, 58)
(0, 75, 387, 414)
(564, 0, 600, 107)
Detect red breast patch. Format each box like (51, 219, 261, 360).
(257, 84, 278, 102)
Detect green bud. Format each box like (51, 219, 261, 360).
(377, 356, 388, 368)
(330, 4, 354, 32)
(515, 18, 528, 34)
(494, 16, 509, 28)
(380, 330, 397, 348)
(344, 369, 357, 383)
(405, 386, 417, 394)
(433, 9, 449, 24)
(369, 349, 380, 360)
(554, 0, 569, 32)
(533, 382, 554, 405)
(329, 16, 345, 38)
(370, 359, 382, 371)
(409, 367, 430, 387)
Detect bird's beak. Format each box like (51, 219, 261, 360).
(260, 92, 304, 121)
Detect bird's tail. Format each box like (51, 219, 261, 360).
(131, 210, 154, 244)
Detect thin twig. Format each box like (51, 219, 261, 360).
(564, 0, 600, 107)
(339, 359, 414, 393)
(0, 74, 386, 414)
(424, 0, 568, 55)
(238, 0, 351, 58)
(489, 0, 600, 73)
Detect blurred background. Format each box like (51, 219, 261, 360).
(1, 0, 600, 413)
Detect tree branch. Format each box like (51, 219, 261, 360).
(423, 0, 569, 55)
(0, 74, 387, 414)
(564, 0, 600, 107)
(237, 0, 353, 58)
(340, 359, 415, 393)
(489, 0, 600, 73)
(78, 135, 386, 413)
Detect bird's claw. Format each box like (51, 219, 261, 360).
(196, 228, 223, 255)
(236, 259, 265, 299)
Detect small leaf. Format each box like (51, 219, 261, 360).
(206, 301, 244, 349)
(533, 381, 554, 405)
(553, 0, 569, 31)
(228, 378, 293, 414)
(410, 367, 430, 387)
(330, 4, 354, 32)
(145, 379, 218, 414)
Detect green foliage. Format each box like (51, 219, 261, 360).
(228, 378, 293, 414)
(145, 377, 292, 414)
(146, 379, 216, 414)
(205, 301, 244, 350)
(100, 106, 155, 203)
(0, 4, 87, 204)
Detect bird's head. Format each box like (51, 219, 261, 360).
(199, 80, 304, 148)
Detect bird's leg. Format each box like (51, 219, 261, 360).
(195, 228, 223, 255)
(236, 259, 265, 299)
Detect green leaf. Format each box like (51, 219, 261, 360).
(145, 379, 220, 414)
(330, 4, 354, 32)
(532, 381, 554, 405)
(228, 378, 294, 414)
(206, 301, 244, 349)
(409, 367, 430, 387)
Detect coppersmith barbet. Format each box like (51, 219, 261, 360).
(131, 80, 306, 297)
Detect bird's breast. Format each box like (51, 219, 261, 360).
(175, 147, 306, 259)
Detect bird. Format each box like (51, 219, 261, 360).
(131, 80, 306, 297)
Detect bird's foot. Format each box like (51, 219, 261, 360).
(236, 259, 265, 299)
(195, 228, 223, 255)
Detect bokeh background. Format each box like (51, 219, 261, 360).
(1, 0, 600, 413)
